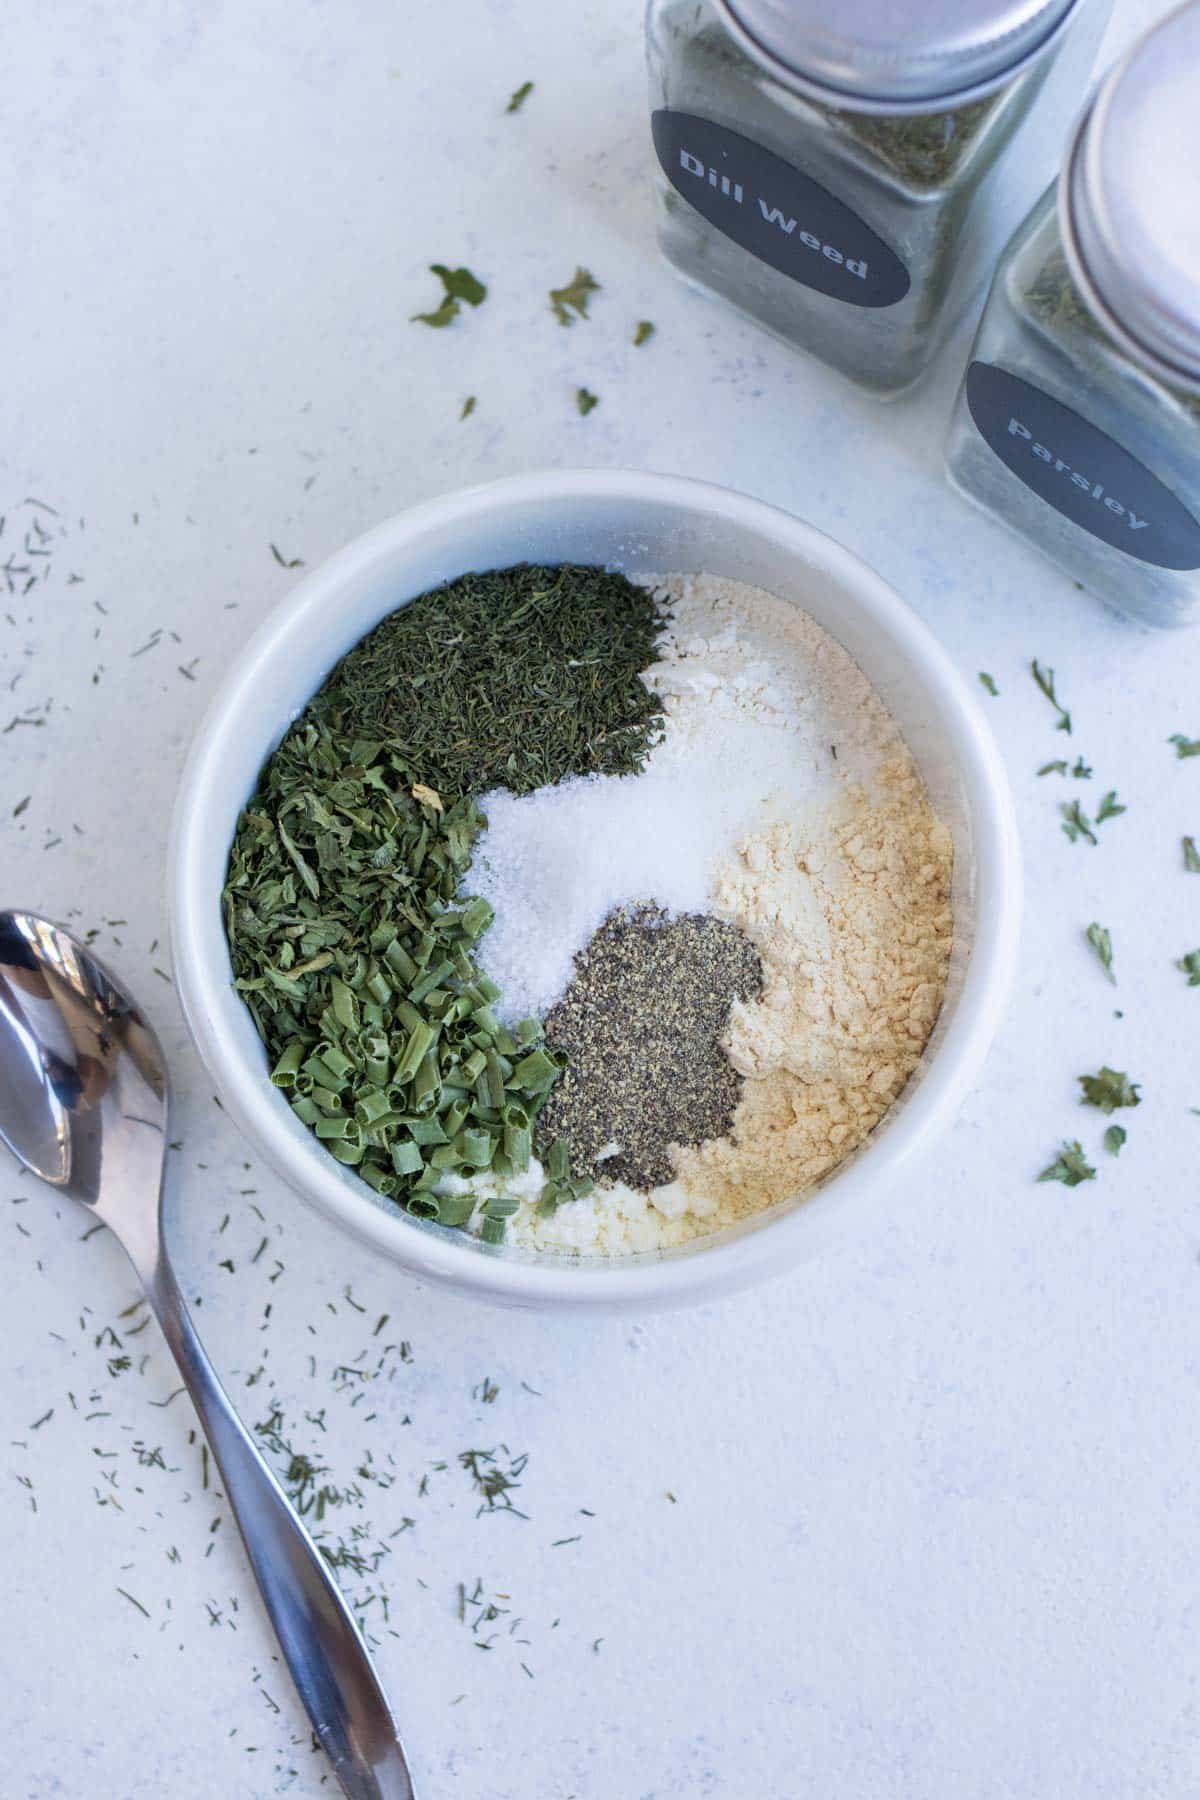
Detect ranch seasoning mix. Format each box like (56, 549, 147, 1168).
(646, 0, 1110, 396)
(224, 564, 953, 1258)
(946, 2, 1200, 627)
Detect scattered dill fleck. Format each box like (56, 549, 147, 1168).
(116, 1587, 150, 1619)
(1169, 733, 1200, 758)
(1037, 1140, 1096, 1187)
(1104, 1124, 1127, 1156)
(1038, 760, 1068, 777)
(978, 672, 999, 696)
(13, 795, 29, 817)
(473, 1377, 499, 1405)
(1031, 659, 1071, 733)
(1085, 923, 1115, 985)
(575, 386, 599, 416)
(1072, 757, 1092, 779)
(1184, 837, 1200, 872)
(269, 544, 304, 569)
(550, 267, 599, 326)
(551, 1534, 581, 1547)
(1178, 949, 1200, 986)
(459, 395, 476, 421)
(1095, 790, 1125, 824)
(459, 1446, 529, 1518)
(506, 80, 534, 113)
(633, 320, 655, 347)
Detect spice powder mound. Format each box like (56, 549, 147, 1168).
(538, 906, 763, 1189)
(671, 757, 954, 1218)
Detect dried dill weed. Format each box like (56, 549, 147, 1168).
(537, 907, 763, 1190)
(311, 562, 669, 797)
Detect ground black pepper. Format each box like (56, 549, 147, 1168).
(538, 906, 762, 1190)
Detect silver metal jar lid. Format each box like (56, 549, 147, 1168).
(1062, 1, 1200, 392)
(715, 0, 1082, 115)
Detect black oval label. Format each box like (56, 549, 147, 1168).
(651, 110, 910, 310)
(966, 362, 1200, 571)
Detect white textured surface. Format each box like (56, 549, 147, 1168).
(2, 3, 1198, 1798)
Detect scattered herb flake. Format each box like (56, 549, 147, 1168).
(1038, 760, 1069, 777)
(1169, 733, 1200, 759)
(1185, 836, 1200, 873)
(459, 395, 476, 421)
(633, 320, 655, 347)
(550, 268, 599, 326)
(1095, 789, 1125, 824)
(1060, 800, 1097, 846)
(1031, 659, 1071, 733)
(1037, 1140, 1096, 1187)
(1072, 756, 1093, 779)
(412, 265, 487, 328)
(1085, 923, 1115, 985)
(1104, 1124, 1126, 1156)
(1178, 949, 1200, 986)
(1078, 1066, 1141, 1114)
(13, 795, 29, 817)
(506, 80, 534, 113)
(575, 386, 599, 416)
(978, 672, 999, 696)
(270, 544, 304, 570)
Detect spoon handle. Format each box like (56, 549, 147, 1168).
(142, 1251, 417, 1800)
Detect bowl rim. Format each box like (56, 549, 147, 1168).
(168, 467, 1021, 1311)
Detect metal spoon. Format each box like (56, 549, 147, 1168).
(0, 910, 417, 1799)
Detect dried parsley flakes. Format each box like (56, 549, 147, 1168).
(1032, 659, 1071, 734)
(1078, 1067, 1141, 1114)
(1085, 923, 1115, 985)
(411, 264, 488, 329)
(224, 739, 560, 1221)
(549, 267, 599, 326)
(1037, 1141, 1096, 1188)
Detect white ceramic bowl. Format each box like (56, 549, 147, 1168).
(169, 469, 1020, 1312)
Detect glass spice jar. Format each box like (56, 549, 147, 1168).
(645, 0, 1110, 397)
(945, 3, 1200, 627)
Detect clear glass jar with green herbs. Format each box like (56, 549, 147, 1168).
(945, 6, 1200, 627)
(645, 0, 1108, 397)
